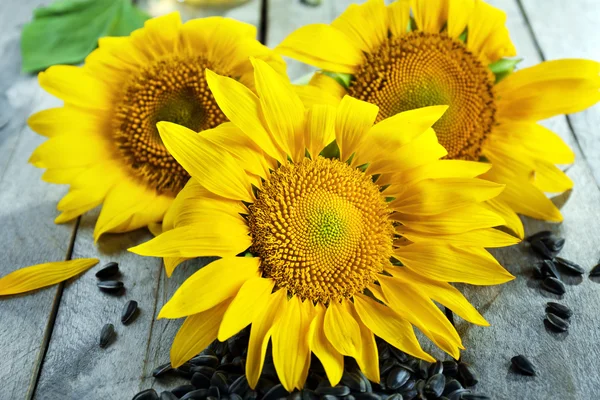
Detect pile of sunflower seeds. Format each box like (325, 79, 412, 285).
(134, 329, 490, 400)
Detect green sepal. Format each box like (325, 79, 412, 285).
(21, 0, 150, 73)
(320, 140, 341, 160)
(489, 58, 522, 83)
(322, 71, 353, 89)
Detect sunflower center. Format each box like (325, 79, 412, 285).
(348, 31, 496, 160)
(248, 157, 394, 303)
(113, 55, 228, 195)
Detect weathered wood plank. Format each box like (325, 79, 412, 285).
(0, 2, 77, 400)
(518, 0, 600, 187)
(32, 2, 263, 398)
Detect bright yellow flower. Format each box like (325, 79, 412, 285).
(277, 0, 600, 238)
(129, 59, 517, 391)
(28, 12, 284, 240)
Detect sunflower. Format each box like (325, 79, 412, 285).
(28, 12, 285, 240)
(276, 0, 600, 238)
(129, 59, 517, 390)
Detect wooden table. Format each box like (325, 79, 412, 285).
(1, 0, 599, 399)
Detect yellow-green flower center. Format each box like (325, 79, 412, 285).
(348, 31, 496, 160)
(248, 157, 394, 303)
(113, 55, 228, 194)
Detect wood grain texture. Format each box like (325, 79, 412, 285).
(0, 2, 76, 400)
(518, 0, 600, 188)
(31, 2, 262, 399)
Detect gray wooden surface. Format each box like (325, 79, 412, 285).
(0, 0, 599, 399)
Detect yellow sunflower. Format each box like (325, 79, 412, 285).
(28, 12, 285, 240)
(276, 0, 600, 238)
(129, 59, 517, 390)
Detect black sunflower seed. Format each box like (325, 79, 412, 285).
(177, 363, 194, 379)
(211, 372, 229, 394)
(511, 355, 536, 376)
(191, 372, 211, 389)
(446, 388, 470, 400)
(315, 385, 351, 396)
(152, 362, 173, 378)
(229, 375, 249, 395)
(300, 389, 318, 400)
(381, 358, 398, 375)
(341, 371, 367, 392)
(262, 384, 289, 400)
(542, 277, 566, 295)
(541, 260, 561, 280)
(191, 365, 216, 377)
(180, 389, 209, 400)
(190, 355, 220, 368)
(415, 379, 425, 394)
(99, 323, 115, 348)
(443, 379, 462, 395)
(389, 347, 409, 363)
(229, 394, 243, 400)
(531, 239, 554, 259)
(159, 391, 178, 400)
(399, 379, 415, 391)
(171, 385, 195, 397)
(545, 313, 570, 332)
(133, 389, 159, 400)
(121, 300, 139, 325)
(353, 393, 381, 400)
(97, 280, 124, 293)
(399, 390, 416, 399)
(95, 261, 119, 279)
(457, 363, 478, 387)
(387, 367, 410, 390)
(461, 395, 491, 400)
(532, 264, 544, 279)
(429, 360, 443, 376)
(590, 263, 600, 278)
(425, 373, 445, 397)
(321, 396, 337, 400)
(526, 230, 553, 243)
(385, 395, 402, 400)
(207, 386, 219, 399)
(554, 257, 585, 275)
(442, 361, 458, 377)
(546, 302, 572, 319)
(543, 237, 565, 253)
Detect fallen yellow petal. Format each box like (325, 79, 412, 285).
(0, 258, 99, 296)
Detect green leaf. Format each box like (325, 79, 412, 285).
(21, 0, 150, 73)
(322, 71, 353, 89)
(488, 58, 523, 83)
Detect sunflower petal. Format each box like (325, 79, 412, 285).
(397, 227, 520, 248)
(309, 303, 344, 386)
(158, 257, 259, 319)
(331, 0, 388, 53)
(411, 0, 449, 33)
(354, 294, 435, 362)
(482, 198, 525, 239)
(276, 24, 364, 74)
(347, 301, 380, 383)
(247, 289, 288, 389)
(533, 160, 573, 193)
(306, 104, 337, 159)
(0, 259, 99, 296)
(447, 0, 474, 38)
(170, 300, 231, 368)
(38, 66, 111, 109)
(388, 0, 411, 37)
(323, 300, 362, 358)
(218, 277, 275, 341)
(394, 243, 515, 285)
(466, 0, 516, 63)
(336, 96, 379, 162)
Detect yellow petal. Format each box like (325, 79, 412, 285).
(393, 203, 505, 234)
(387, 267, 489, 326)
(447, 0, 474, 38)
(251, 57, 305, 162)
(336, 96, 379, 162)
(129, 217, 251, 258)
(29, 134, 107, 169)
(394, 243, 515, 285)
(247, 289, 288, 388)
(354, 294, 435, 362)
(390, 160, 491, 187)
(466, 0, 516, 63)
(158, 257, 260, 319)
(38, 66, 111, 109)
(164, 257, 189, 277)
(305, 104, 336, 159)
(308, 303, 344, 387)
(379, 275, 462, 358)
(0, 258, 98, 296)
(276, 24, 364, 74)
(411, 0, 449, 33)
(205, 69, 283, 162)
(170, 300, 231, 368)
(157, 122, 253, 202)
(482, 198, 525, 239)
(132, 12, 182, 58)
(496, 59, 600, 120)
(388, 0, 411, 37)
(390, 178, 504, 215)
(331, 0, 388, 53)
(323, 300, 362, 359)
(397, 227, 520, 248)
(308, 72, 346, 102)
(272, 295, 314, 391)
(346, 301, 380, 383)
(218, 277, 275, 341)
(41, 167, 86, 184)
(28, 106, 106, 138)
(533, 160, 573, 193)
